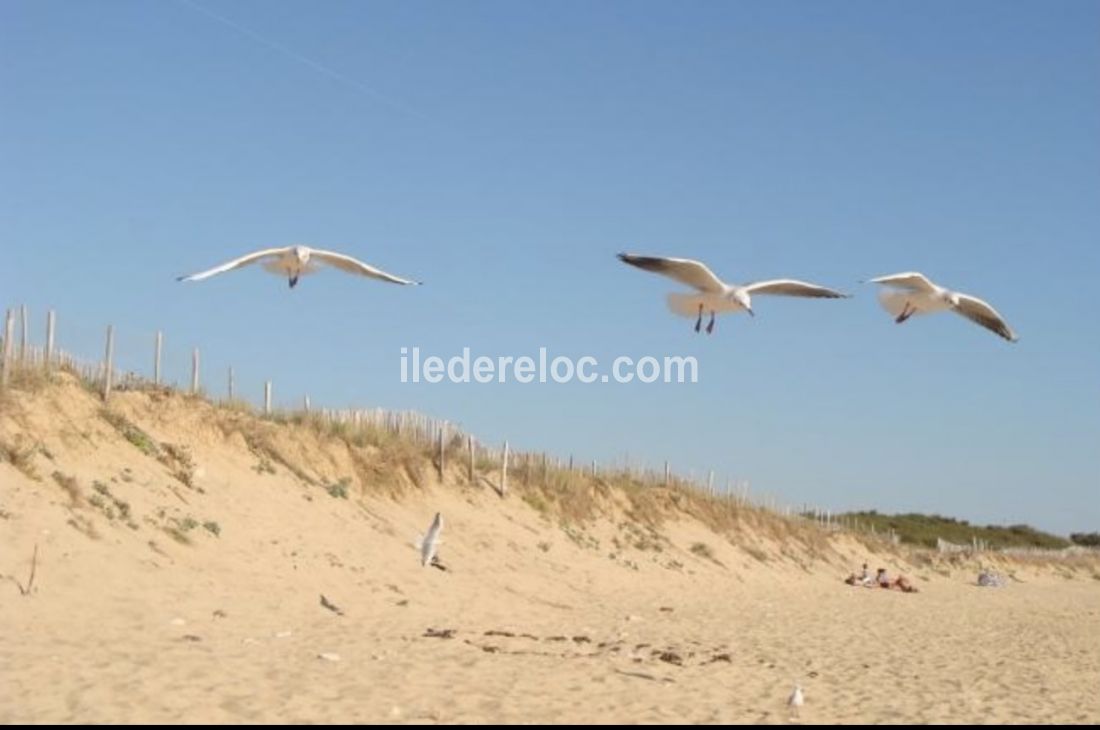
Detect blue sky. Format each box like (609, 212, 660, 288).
(2, 0, 1098, 535)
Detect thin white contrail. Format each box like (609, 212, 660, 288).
(174, 0, 426, 119)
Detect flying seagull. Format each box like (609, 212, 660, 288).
(177, 245, 422, 289)
(419, 512, 443, 568)
(617, 253, 848, 334)
(866, 272, 1018, 342)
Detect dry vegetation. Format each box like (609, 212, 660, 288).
(0, 362, 1095, 580)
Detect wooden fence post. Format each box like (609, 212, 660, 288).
(501, 441, 509, 497)
(467, 435, 475, 483)
(19, 304, 28, 364)
(191, 348, 200, 394)
(45, 310, 55, 371)
(1, 309, 13, 388)
(228, 367, 234, 400)
(264, 381, 272, 415)
(438, 423, 446, 478)
(103, 325, 115, 401)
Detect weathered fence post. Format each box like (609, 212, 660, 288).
(228, 366, 234, 401)
(45, 310, 56, 371)
(467, 435, 475, 483)
(191, 348, 200, 394)
(19, 304, 28, 364)
(664, 461, 670, 488)
(437, 423, 446, 478)
(501, 441, 509, 497)
(304, 395, 311, 413)
(264, 381, 272, 415)
(1, 309, 13, 388)
(103, 325, 115, 401)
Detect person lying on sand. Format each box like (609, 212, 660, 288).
(890, 575, 919, 593)
(844, 567, 918, 592)
(874, 568, 919, 593)
(844, 563, 875, 587)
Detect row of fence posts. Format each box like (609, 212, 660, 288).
(0, 307, 283, 413)
(3, 304, 886, 534)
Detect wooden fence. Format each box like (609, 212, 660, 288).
(0, 303, 870, 531)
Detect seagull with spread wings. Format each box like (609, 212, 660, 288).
(177, 245, 421, 289)
(867, 272, 1018, 342)
(617, 253, 848, 334)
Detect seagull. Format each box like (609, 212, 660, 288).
(419, 512, 443, 568)
(177, 245, 422, 289)
(866, 272, 1018, 342)
(617, 253, 848, 334)
(788, 683, 804, 717)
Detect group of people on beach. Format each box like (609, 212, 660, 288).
(844, 563, 919, 593)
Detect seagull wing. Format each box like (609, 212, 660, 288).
(866, 272, 937, 292)
(177, 247, 289, 282)
(617, 253, 726, 293)
(743, 279, 849, 298)
(953, 293, 1018, 342)
(311, 249, 422, 286)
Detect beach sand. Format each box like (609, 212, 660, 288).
(2, 376, 1098, 724)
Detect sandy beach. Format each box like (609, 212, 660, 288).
(2, 376, 1098, 724)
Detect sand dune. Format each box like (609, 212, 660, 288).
(1, 375, 1098, 724)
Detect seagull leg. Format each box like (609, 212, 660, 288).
(706, 311, 715, 334)
(895, 302, 914, 324)
(289, 274, 299, 289)
(694, 304, 703, 333)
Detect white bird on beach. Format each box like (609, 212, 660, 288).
(866, 272, 1018, 342)
(617, 253, 848, 334)
(177, 245, 422, 289)
(418, 512, 443, 568)
(788, 683, 804, 716)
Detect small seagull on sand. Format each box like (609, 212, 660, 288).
(418, 513, 443, 568)
(177, 245, 422, 289)
(866, 272, 1018, 342)
(788, 683, 804, 717)
(617, 253, 848, 334)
